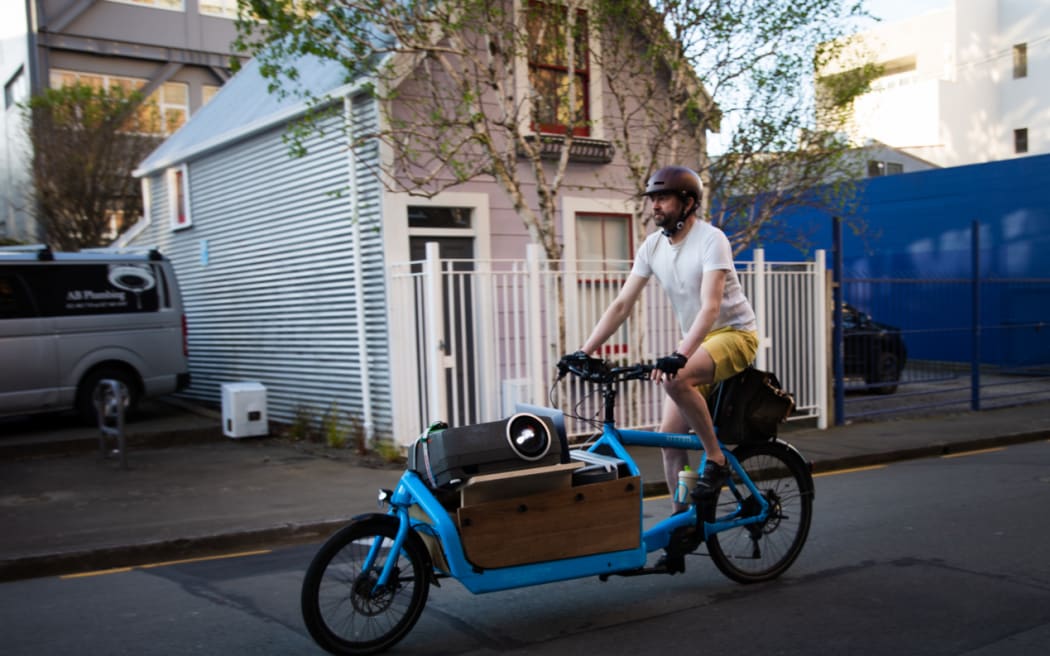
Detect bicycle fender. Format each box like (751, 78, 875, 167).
(773, 438, 816, 498)
(351, 511, 395, 523)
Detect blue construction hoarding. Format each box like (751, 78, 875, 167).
(737, 153, 1050, 369)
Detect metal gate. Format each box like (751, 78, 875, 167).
(389, 245, 828, 443)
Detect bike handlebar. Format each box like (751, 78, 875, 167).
(558, 356, 654, 384)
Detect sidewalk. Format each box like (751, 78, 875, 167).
(2, 397, 1049, 582)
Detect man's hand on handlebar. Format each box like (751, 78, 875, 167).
(558, 354, 654, 384)
(557, 350, 595, 379)
(653, 351, 688, 379)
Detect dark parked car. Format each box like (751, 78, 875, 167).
(842, 303, 907, 394)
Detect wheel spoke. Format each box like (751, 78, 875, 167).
(705, 443, 813, 584)
(302, 518, 430, 654)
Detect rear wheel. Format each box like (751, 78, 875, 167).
(706, 441, 813, 584)
(301, 517, 431, 655)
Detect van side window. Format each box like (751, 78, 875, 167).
(21, 264, 162, 316)
(0, 274, 36, 319)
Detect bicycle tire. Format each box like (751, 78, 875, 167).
(705, 441, 814, 584)
(301, 516, 431, 655)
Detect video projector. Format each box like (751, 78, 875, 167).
(409, 412, 568, 488)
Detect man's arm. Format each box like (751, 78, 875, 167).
(580, 274, 648, 355)
(677, 269, 726, 358)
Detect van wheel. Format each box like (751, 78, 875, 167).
(868, 351, 900, 395)
(77, 368, 139, 425)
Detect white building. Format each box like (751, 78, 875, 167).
(824, 0, 1050, 168)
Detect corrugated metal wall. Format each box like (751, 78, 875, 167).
(133, 95, 392, 438)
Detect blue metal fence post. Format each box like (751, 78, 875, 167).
(833, 216, 845, 425)
(971, 219, 981, 411)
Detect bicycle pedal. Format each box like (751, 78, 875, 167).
(655, 552, 686, 575)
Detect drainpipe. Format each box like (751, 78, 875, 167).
(345, 94, 375, 444)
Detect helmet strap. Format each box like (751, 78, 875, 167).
(660, 193, 694, 237)
(661, 220, 685, 238)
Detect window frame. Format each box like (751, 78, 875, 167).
(526, 1, 591, 137)
(49, 69, 188, 136)
(167, 165, 193, 231)
(198, 0, 238, 19)
(106, 0, 185, 12)
(574, 211, 631, 355)
(867, 159, 904, 177)
(1014, 128, 1028, 154)
(1013, 43, 1028, 79)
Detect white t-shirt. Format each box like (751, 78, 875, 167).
(630, 221, 756, 335)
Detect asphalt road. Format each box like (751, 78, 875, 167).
(4, 441, 1049, 655)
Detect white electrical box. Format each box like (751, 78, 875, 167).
(221, 382, 268, 438)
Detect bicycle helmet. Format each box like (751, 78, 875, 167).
(642, 166, 703, 203)
(643, 166, 703, 236)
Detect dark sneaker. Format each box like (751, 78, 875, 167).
(691, 458, 729, 500)
(655, 550, 685, 574)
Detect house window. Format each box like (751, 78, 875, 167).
(867, 160, 904, 177)
(527, 1, 590, 136)
(49, 69, 188, 136)
(408, 206, 472, 229)
(168, 165, 192, 230)
(1013, 43, 1027, 79)
(576, 213, 630, 354)
(202, 84, 221, 106)
(158, 82, 189, 133)
(199, 0, 238, 18)
(107, 0, 184, 10)
(1014, 128, 1028, 154)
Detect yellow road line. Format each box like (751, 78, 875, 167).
(138, 549, 272, 569)
(814, 464, 887, 478)
(59, 549, 272, 580)
(61, 567, 134, 579)
(941, 447, 1005, 459)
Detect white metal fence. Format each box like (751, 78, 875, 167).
(389, 244, 827, 444)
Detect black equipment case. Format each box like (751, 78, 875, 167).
(409, 413, 568, 488)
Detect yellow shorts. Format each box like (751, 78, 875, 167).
(696, 326, 759, 397)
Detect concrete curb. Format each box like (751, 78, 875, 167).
(0, 425, 224, 461)
(806, 429, 1050, 474)
(0, 519, 349, 583)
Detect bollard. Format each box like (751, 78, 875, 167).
(94, 379, 129, 469)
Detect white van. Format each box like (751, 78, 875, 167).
(0, 245, 190, 421)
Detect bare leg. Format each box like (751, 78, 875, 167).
(659, 396, 691, 513)
(660, 346, 724, 464)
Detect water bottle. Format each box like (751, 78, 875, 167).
(675, 465, 698, 504)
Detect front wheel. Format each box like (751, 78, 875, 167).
(301, 516, 431, 655)
(705, 441, 814, 584)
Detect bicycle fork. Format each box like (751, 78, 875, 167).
(363, 505, 412, 594)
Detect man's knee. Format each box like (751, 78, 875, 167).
(662, 375, 705, 399)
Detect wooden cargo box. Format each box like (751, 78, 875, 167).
(456, 475, 641, 569)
